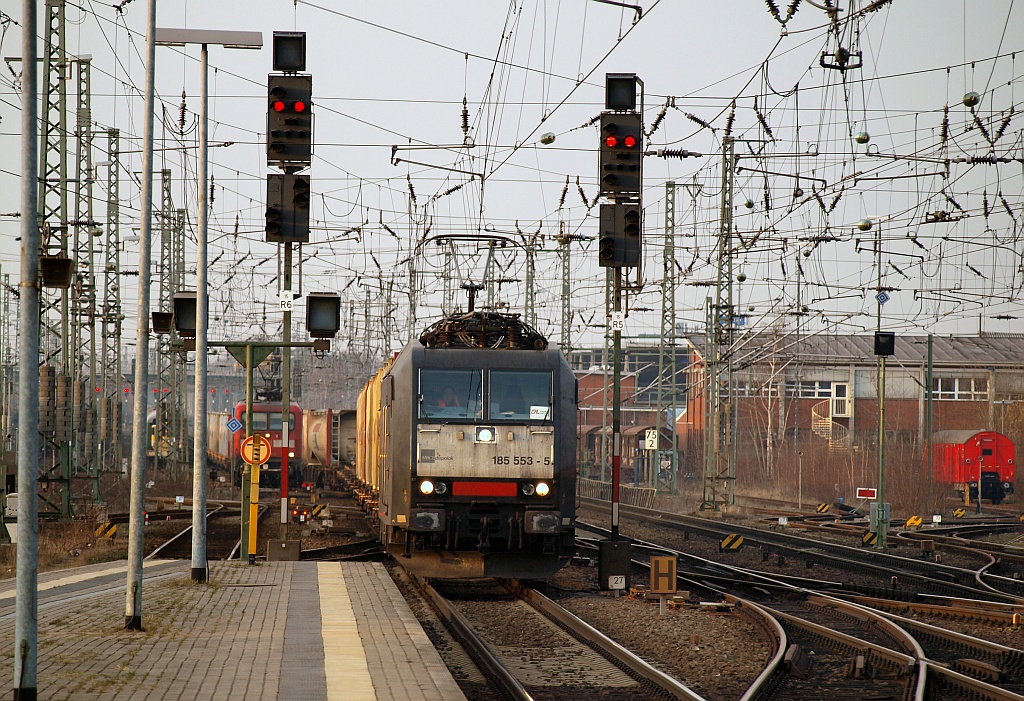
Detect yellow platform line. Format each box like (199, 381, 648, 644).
(0, 560, 173, 603)
(319, 562, 376, 700)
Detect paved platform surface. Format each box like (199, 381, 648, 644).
(0, 560, 467, 700)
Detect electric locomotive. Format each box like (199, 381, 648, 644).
(356, 310, 577, 579)
(207, 402, 334, 488)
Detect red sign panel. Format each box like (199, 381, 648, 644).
(451, 481, 518, 497)
(856, 487, 877, 500)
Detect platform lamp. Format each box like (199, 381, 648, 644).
(874, 330, 895, 549)
(39, 255, 74, 288)
(172, 291, 197, 352)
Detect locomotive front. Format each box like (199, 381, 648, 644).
(375, 312, 577, 578)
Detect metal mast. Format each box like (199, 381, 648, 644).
(154, 170, 174, 477)
(173, 208, 187, 472)
(72, 57, 100, 499)
(524, 244, 536, 329)
(37, 0, 73, 518)
(702, 136, 737, 510)
(101, 129, 123, 476)
(657, 181, 678, 492)
(559, 228, 572, 354)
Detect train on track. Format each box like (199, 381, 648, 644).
(354, 310, 578, 579)
(206, 402, 351, 490)
(931, 429, 1015, 504)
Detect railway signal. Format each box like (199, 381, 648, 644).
(265, 173, 311, 243)
(267, 73, 313, 168)
(598, 202, 642, 268)
(598, 112, 643, 199)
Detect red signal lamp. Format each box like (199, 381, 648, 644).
(271, 100, 286, 112)
(292, 100, 307, 113)
(623, 134, 637, 148)
(604, 135, 618, 148)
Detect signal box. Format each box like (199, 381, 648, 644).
(598, 202, 642, 268)
(599, 112, 643, 200)
(267, 74, 313, 169)
(266, 173, 311, 243)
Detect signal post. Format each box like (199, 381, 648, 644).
(597, 74, 643, 593)
(266, 32, 312, 534)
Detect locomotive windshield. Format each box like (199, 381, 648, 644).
(420, 369, 484, 420)
(419, 369, 552, 422)
(245, 411, 296, 431)
(490, 371, 551, 421)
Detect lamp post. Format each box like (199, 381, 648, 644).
(155, 28, 262, 583)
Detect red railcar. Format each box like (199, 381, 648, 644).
(207, 402, 303, 488)
(931, 430, 1015, 504)
(207, 403, 343, 489)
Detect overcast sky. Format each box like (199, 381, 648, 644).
(1, 1, 1022, 357)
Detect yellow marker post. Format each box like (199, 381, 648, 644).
(241, 434, 272, 564)
(249, 462, 260, 564)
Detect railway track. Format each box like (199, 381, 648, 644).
(580, 497, 1024, 603)
(417, 576, 705, 700)
(613, 525, 1024, 700)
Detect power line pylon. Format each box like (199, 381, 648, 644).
(154, 169, 176, 478)
(101, 129, 123, 477)
(72, 56, 101, 501)
(37, 0, 73, 518)
(702, 136, 737, 510)
(657, 181, 679, 493)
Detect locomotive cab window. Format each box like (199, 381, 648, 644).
(246, 411, 296, 431)
(420, 369, 483, 420)
(489, 371, 552, 421)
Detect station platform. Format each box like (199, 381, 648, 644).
(0, 559, 467, 700)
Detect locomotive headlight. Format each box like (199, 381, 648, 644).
(475, 426, 497, 443)
(535, 482, 550, 497)
(419, 480, 435, 495)
(1004, 482, 1012, 489)
(522, 483, 536, 496)
(288, 451, 295, 458)
(434, 481, 448, 495)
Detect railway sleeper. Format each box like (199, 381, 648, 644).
(952, 658, 1002, 684)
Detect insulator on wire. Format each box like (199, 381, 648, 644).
(973, 112, 992, 143)
(407, 175, 416, 205)
(765, 0, 781, 20)
(209, 174, 215, 204)
(461, 96, 470, 138)
(940, 105, 949, 143)
(648, 106, 666, 137)
(656, 148, 703, 159)
(1001, 193, 1017, 220)
(558, 176, 569, 209)
(434, 182, 465, 200)
(576, 176, 588, 209)
(754, 98, 774, 140)
(829, 191, 842, 213)
(179, 90, 187, 136)
(994, 108, 1013, 142)
(724, 102, 736, 137)
(685, 112, 713, 132)
(946, 192, 964, 212)
(982, 191, 990, 218)
(764, 186, 772, 213)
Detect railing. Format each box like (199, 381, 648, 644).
(811, 399, 852, 450)
(578, 478, 657, 509)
